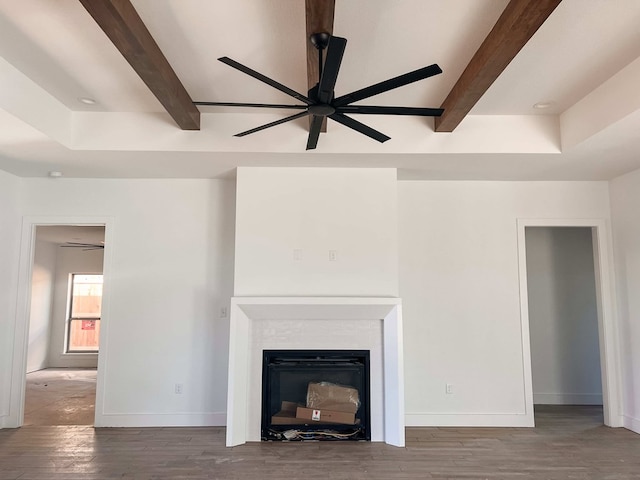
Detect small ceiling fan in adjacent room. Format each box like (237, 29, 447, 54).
(194, 33, 444, 150)
(60, 242, 104, 251)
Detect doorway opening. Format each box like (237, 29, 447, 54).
(525, 226, 603, 424)
(23, 225, 104, 426)
(517, 219, 621, 429)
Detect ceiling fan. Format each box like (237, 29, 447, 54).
(194, 33, 444, 150)
(60, 242, 104, 251)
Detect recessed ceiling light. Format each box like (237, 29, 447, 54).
(78, 97, 96, 105)
(533, 101, 554, 109)
(48, 171, 63, 178)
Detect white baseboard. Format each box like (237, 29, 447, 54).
(405, 413, 534, 427)
(533, 393, 603, 405)
(623, 415, 640, 435)
(94, 412, 226, 428)
(97, 412, 536, 431)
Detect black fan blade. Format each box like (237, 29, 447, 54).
(317, 36, 347, 104)
(306, 115, 324, 150)
(337, 105, 444, 116)
(332, 64, 442, 107)
(234, 111, 310, 137)
(329, 113, 391, 143)
(194, 101, 308, 110)
(218, 57, 312, 105)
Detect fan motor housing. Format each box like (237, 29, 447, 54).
(309, 104, 335, 116)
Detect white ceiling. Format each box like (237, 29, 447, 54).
(36, 225, 105, 246)
(1, 0, 640, 180)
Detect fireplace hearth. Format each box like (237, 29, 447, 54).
(261, 350, 371, 441)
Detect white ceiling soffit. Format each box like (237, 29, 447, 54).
(1, 0, 640, 180)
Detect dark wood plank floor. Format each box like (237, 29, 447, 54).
(1, 406, 639, 479)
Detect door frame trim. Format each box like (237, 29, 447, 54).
(7, 215, 114, 427)
(517, 218, 622, 427)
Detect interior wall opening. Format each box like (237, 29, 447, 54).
(525, 226, 603, 424)
(24, 225, 105, 426)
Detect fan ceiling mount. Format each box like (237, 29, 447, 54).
(195, 33, 444, 150)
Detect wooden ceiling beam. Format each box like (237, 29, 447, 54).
(305, 0, 335, 132)
(435, 0, 562, 132)
(79, 0, 200, 130)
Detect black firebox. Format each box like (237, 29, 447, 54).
(261, 349, 371, 441)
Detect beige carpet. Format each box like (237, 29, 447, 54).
(24, 368, 97, 426)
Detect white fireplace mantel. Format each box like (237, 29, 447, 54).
(226, 296, 405, 447)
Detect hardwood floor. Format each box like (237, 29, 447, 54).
(1, 406, 638, 479)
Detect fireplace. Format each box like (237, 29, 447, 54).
(225, 297, 405, 447)
(261, 349, 371, 441)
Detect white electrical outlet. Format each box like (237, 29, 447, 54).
(175, 383, 183, 395)
(220, 307, 227, 318)
(329, 250, 338, 261)
(446, 383, 453, 394)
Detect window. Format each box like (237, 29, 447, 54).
(66, 274, 102, 353)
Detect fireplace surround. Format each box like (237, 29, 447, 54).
(225, 297, 404, 447)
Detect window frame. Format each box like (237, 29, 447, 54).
(65, 273, 103, 354)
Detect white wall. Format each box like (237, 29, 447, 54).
(47, 246, 103, 368)
(610, 168, 640, 434)
(398, 181, 611, 425)
(0, 170, 21, 428)
(525, 227, 602, 405)
(13, 178, 236, 427)
(3, 171, 623, 431)
(234, 167, 398, 297)
(26, 239, 57, 373)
